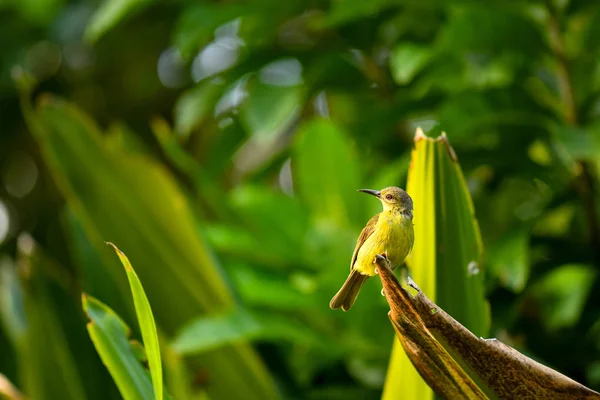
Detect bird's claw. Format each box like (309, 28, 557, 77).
(373, 252, 388, 264)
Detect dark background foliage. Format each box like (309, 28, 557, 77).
(1, 0, 600, 398)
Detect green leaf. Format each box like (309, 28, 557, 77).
(439, 6, 547, 55)
(107, 243, 162, 400)
(323, 0, 394, 27)
(383, 128, 489, 400)
(389, 43, 431, 85)
(228, 265, 319, 310)
(229, 185, 309, 265)
(25, 95, 279, 400)
(85, 0, 154, 43)
(0, 257, 27, 345)
(173, 82, 225, 139)
(530, 264, 597, 331)
(487, 228, 530, 292)
(240, 82, 302, 140)
(172, 308, 318, 355)
(150, 117, 232, 223)
(62, 207, 134, 324)
(551, 124, 600, 167)
(174, 3, 250, 58)
(13, 242, 94, 400)
(84, 294, 155, 400)
(292, 119, 362, 227)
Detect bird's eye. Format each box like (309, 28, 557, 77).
(385, 194, 393, 200)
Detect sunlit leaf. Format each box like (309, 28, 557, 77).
(62, 208, 134, 324)
(24, 95, 279, 400)
(323, 0, 394, 27)
(14, 241, 98, 400)
(292, 118, 363, 227)
(172, 308, 319, 355)
(389, 43, 431, 85)
(530, 264, 597, 331)
(383, 128, 489, 400)
(0, 258, 27, 345)
(487, 228, 529, 292)
(84, 295, 154, 400)
(240, 82, 302, 140)
(150, 117, 231, 222)
(228, 265, 319, 310)
(107, 243, 162, 400)
(173, 82, 224, 139)
(85, 0, 155, 43)
(551, 124, 600, 168)
(174, 3, 250, 58)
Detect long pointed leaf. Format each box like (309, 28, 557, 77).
(383, 128, 489, 399)
(84, 294, 154, 400)
(23, 94, 278, 400)
(108, 243, 162, 400)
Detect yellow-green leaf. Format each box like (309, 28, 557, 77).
(383, 127, 489, 400)
(23, 94, 278, 400)
(85, 0, 154, 43)
(108, 243, 162, 400)
(84, 294, 154, 400)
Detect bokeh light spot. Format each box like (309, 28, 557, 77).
(2, 152, 38, 198)
(0, 200, 10, 244)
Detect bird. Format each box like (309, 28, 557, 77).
(330, 186, 414, 311)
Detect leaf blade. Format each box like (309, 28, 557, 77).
(84, 294, 154, 400)
(108, 243, 163, 400)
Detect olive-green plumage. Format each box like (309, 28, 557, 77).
(330, 186, 414, 311)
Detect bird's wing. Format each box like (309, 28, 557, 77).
(350, 213, 379, 269)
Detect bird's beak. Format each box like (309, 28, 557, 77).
(358, 189, 381, 198)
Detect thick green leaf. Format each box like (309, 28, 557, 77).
(13, 242, 99, 400)
(85, 0, 155, 43)
(383, 128, 489, 400)
(62, 207, 134, 324)
(389, 43, 431, 85)
(530, 264, 597, 331)
(240, 82, 302, 140)
(487, 228, 530, 292)
(172, 308, 318, 355)
(551, 124, 600, 168)
(84, 295, 154, 400)
(174, 3, 251, 57)
(162, 345, 210, 400)
(292, 118, 363, 227)
(0, 258, 26, 345)
(25, 95, 279, 400)
(173, 82, 225, 139)
(323, 0, 394, 27)
(150, 117, 231, 223)
(108, 243, 162, 400)
(228, 265, 319, 310)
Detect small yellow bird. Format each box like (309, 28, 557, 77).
(330, 186, 414, 311)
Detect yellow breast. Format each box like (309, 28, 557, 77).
(354, 211, 414, 276)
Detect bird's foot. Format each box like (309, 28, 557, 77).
(380, 288, 386, 297)
(373, 252, 388, 263)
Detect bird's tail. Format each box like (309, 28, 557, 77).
(329, 270, 369, 311)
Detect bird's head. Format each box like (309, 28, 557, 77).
(358, 186, 413, 216)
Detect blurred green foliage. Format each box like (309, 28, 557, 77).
(1, 0, 600, 398)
